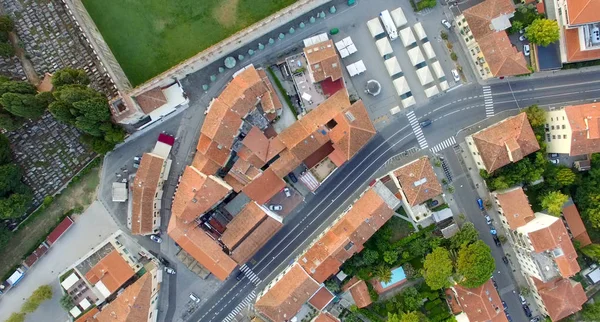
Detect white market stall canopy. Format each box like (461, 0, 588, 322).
(393, 77, 411, 96)
(384, 57, 402, 78)
(408, 47, 425, 66)
(346, 60, 366, 77)
(391, 7, 407, 28)
(376, 38, 393, 57)
(424, 85, 440, 98)
(431, 61, 445, 79)
(439, 80, 449, 91)
(413, 22, 427, 41)
(402, 96, 416, 108)
(400, 27, 416, 48)
(302, 92, 312, 101)
(336, 37, 357, 58)
(367, 18, 385, 38)
(416, 66, 434, 85)
(423, 42, 436, 60)
(303, 33, 329, 47)
(339, 48, 350, 58)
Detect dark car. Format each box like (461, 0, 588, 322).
(429, 200, 439, 207)
(420, 119, 432, 128)
(523, 305, 532, 318)
(502, 301, 508, 311)
(502, 256, 509, 264)
(549, 153, 559, 159)
(492, 278, 498, 289)
(236, 271, 244, 281)
(493, 235, 501, 247)
(158, 256, 170, 266)
(506, 312, 512, 322)
(288, 172, 298, 183)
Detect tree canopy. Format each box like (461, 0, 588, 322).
(541, 191, 569, 216)
(51, 68, 90, 87)
(0, 133, 11, 165)
(581, 300, 600, 321)
(1, 93, 46, 119)
(449, 222, 479, 250)
(0, 15, 14, 33)
(525, 19, 559, 46)
(524, 104, 546, 128)
(457, 240, 495, 288)
(423, 247, 453, 290)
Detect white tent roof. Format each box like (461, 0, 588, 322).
(347, 44, 357, 54)
(367, 18, 385, 38)
(402, 96, 416, 108)
(384, 57, 402, 77)
(335, 40, 345, 51)
(423, 42, 436, 60)
(70, 307, 82, 318)
(391, 7, 407, 28)
(302, 92, 312, 101)
(400, 27, 416, 47)
(431, 61, 445, 79)
(408, 47, 425, 66)
(376, 38, 393, 57)
(588, 268, 600, 283)
(343, 37, 353, 47)
(61, 273, 80, 290)
(347, 64, 358, 76)
(79, 298, 92, 310)
(339, 48, 350, 58)
(303, 33, 329, 47)
(393, 77, 411, 96)
(425, 85, 440, 98)
(346, 61, 366, 77)
(390, 106, 402, 115)
(439, 80, 449, 91)
(416, 67, 434, 85)
(413, 22, 427, 41)
(354, 60, 366, 73)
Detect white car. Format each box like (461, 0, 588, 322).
(269, 204, 283, 211)
(189, 293, 200, 303)
(523, 44, 530, 56)
(550, 159, 559, 165)
(164, 267, 176, 275)
(485, 215, 492, 225)
(284, 187, 291, 197)
(150, 235, 162, 243)
(451, 69, 460, 82)
(441, 19, 452, 29)
(519, 35, 526, 42)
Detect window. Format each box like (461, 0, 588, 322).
(562, 125, 566, 129)
(563, 135, 567, 139)
(551, 117, 553, 121)
(477, 162, 481, 165)
(326, 119, 338, 129)
(552, 135, 556, 139)
(473, 152, 476, 155)
(562, 116, 565, 120)
(551, 125, 554, 130)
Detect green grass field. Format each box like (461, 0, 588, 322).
(82, 0, 296, 86)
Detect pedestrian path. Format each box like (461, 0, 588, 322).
(239, 264, 262, 285)
(406, 111, 428, 149)
(430, 136, 456, 153)
(483, 86, 494, 117)
(223, 290, 256, 322)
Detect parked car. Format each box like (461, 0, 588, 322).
(158, 256, 170, 266)
(442, 19, 452, 29)
(236, 271, 244, 281)
(288, 172, 298, 183)
(549, 153, 559, 159)
(150, 235, 162, 243)
(524, 44, 530, 56)
(164, 267, 176, 275)
(550, 159, 559, 165)
(429, 200, 439, 207)
(502, 256, 509, 264)
(485, 215, 492, 225)
(523, 304, 532, 318)
(269, 204, 283, 211)
(477, 198, 485, 211)
(519, 295, 527, 305)
(502, 300, 508, 311)
(420, 119, 432, 128)
(506, 312, 512, 322)
(451, 69, 460, 82)
(492, 278, 498, 289)
(493, 235, 501, 247)
(189, 293, 200, 303)
(284, 187, 291, 197)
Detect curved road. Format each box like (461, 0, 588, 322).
(190, 70, 600, 322)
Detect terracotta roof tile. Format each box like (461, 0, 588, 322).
(242, 169, 286, 204)
(201, 99, 243, 149)
(196, 134, 231, 166)
(471, 113, 539, 172)
(171, 166, 232, 223)
(566, 0, 600, 25)
(536, 277, 587, 321)
(230, 217, 282, 264)
(226, 158, 262, 192)
(565, 27, 600, 62)
(562, 203, 592, 247)
(255, 264, 321, 321)
(330, 100, 376, 161)
(313, 312, 340, 322)
(304, 40, 342, 83)
(300, 90, 350, 132)
(85, 250, 135, 294)
(349, 280, 373, 308)
(527, 217, 580, 277)
(237, 126, 285, 168)
(564, 103, 600, 155)
(308, 286, 334, 310)
(134, 87, 167, 114)
(477, 32, 530, 77)
(75, 307, 99, 322)
(394, 156, 443, 206)
(167, 214, 237, 280)
(131, 153, 164, 235)
(191, 152, 221, 175)
(94, 269, 154, 322)
(495, 187, 535, 230)
(221, 202, 267, 249)
(258, 69, 283, 113)
(463, 0, 514, 38)
(453, 280, 507, 322)
(269, 149, 301, 178)
(277, 121, 312, 152)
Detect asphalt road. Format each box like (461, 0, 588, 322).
(191, 71, 600, 322)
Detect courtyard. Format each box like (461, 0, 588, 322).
(82, 0, 296, 85)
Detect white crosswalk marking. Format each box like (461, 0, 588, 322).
(483, 86, 494, 117)
(406, 111, 429, 149)
(238, 264, 262, 285)
(430, 136, 457, 153)
(223, 291, 257, 322)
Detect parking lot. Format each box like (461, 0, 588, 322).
(267, 186, 305, 219)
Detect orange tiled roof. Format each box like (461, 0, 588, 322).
(85, 250, 135, 294)
(242, 168, 286, 204)
(255, 264, 320, 322)
(221, 202, 267, 249)
(225, 158, 262, 192)
(564, 103, 600, 155)
(299, 189, 395, 283)
(478, 32, 530, 77)
(562, 203, 592, 247)
(394, 156, 443, 207)
(269, 149, 301, 178)
(131, 153, 164, 235)
(565, 27, 600, 63)
(75, 307, 99, 322)
(191, 152, 221, 175)
(300, 90, 351, 131)
(304, 40, 342, 83)
(330, 101, 376, 161)
(314, 312, 340, 322)
(238, 127, 286, 168)
(453, 280, 508, 322)
(535, 277, 587, 321)
(258, 69, 283, 114)
(308, 286, 334, 310)
(171, 166, 232, 223)
(167, 214, 237, 280)
(463, 0, 515, 39)
(566, 0, 600, 25)
(349, 280, 373, 308)
(471, 113, 539, 172)
(495, 187, 535, 230)
(196, 134, 231, 166)
(527, 217, 580, 277)
(201, 98, 244, 149)
(230, 216, 282, 264)
(94, 269, 154, 322)
(134, 87, 167, 114)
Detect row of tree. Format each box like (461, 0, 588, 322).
(0, 133, 32, 220)
(0, 15, 15, 58)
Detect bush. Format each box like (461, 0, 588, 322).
(267, 67, 297, 119)
(21, 284, 53, 313)
(440, 31, 448, 40)
(417, 0, 437, 10)
(450, 52, 458, 61)
(5, 313, 25, 322)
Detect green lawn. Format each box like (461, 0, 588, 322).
(82, 0, 297, 86)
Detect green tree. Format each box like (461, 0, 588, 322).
(73, 97, 110, 121)
(5, 313, 25, 322)
(394, 311, 428, 322)
(0, 192, 31, 219)
(383, 250, 398, 264)
(524, 105, 546, 128)
(0, 80, 36, 96)
(582, 301, 600, 321)
(0, 41, 14, 58)
(450, 222, 479, 250)
(1, 93, 46, 119)
(400, 287, 424, 311)
(541, 191, 569, 216)
(0, 112, 22, 131)
(511, 21, 524, 34)
(0, 133, 11, 165)
(48, 100, 76, 124)
(0, 163, 21, 197)
(581, 244, 600, 262)
(324, 279, 340, 293)
(51, 68, 90, 87)
(59, 294, 74, 311)
(526, 19, 560, 46)
(21, 284, 53, 313)
(457, 240, 495, 288)
(35, 91, 55, 107)
(375, 265, 392, 283)
(403, 263, 420, 280)
(423, 247, 453, 290)
(555, 167, 577, 187)
(362, 249, 379, 266)
(0, 15, 14, 32)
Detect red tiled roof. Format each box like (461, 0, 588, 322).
(230, 217, 282, 264)
(85, 250, 135, 294)
(196, 134, 231, 166)
(134, 87, 167, 114)
(394, 156, 443, 206)
(94, 269, 154, 322)
(528, 216, 580, 278)
(566, 0, 600, 25)
(191, 152, 221, 175)
(314, 312, 340, 322)
(131, 153, 164, 235)
(304, 40, 342, 83)
(242, 169, 286, 204)
(565, 27, 600, 63)
(535, 277, 587, 321)
(348, 280, 373, 308)
(564, 103, 600, 155)
(221, 202, 267, 249)
(46, 216, 74, 245)
(23, 243, 49, 268)
(495, 187, 535, 230)
(453, 280, 508, 322)
(75, 307, 99, 322)
(562, 203, 592, 247)
(308, 286, 334, 310)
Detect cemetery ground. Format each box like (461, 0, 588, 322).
(0, 160, 101, 279)
(81, 0, 296, 85)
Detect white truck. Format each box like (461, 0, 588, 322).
(379, 10, 398, 41)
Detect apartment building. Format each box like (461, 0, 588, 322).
(448, 280, 508, 322)
(553, 0, 600, 63)
(545, 103, 600, 156)
(304, 39, 342, 84)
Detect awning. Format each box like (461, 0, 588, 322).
(408, 47, 425, 66)
(384, 57, 402, 77)
(339, 48, 350, 58)
(416, 66, 434, 85)
(431, 61, 445, 79)
(402, 96, 416, 108)
(391, 7, 407, 28)
(376, 38, 393, 57)
(423, 42, 436, 60)
(424, 85, 440, 98)
(393, 77, 411, 96)
(413, 22, 427, 41)
(303, 33, 329, 47)
(439, 80, 449, 91)
(367, 18, 385, 38)
(346, 60, 366, 77)
(400, 27, 416, 47)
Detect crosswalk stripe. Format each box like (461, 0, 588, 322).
(430, 137, 456, 153)
(407, 111, 428, 149)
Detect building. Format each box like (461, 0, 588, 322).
(391, 156, 444, 223)
(303, 39, 342, 84)
(341, 277, 373, 308)
(454, 0, 529, 79)
(553, 0, 600, 63)
(562, 201, 592, 247)
(466, 113, 539, 173)
(449, 279, 508, 322)
(544, 103, 600, 156)
(492, 187, 587, 320)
